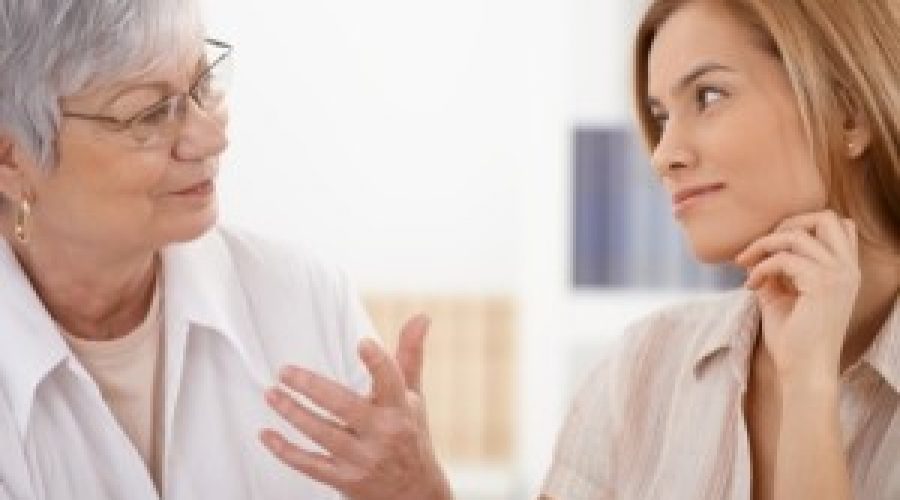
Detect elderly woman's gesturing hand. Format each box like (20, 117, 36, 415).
(260, 316, 453, 500)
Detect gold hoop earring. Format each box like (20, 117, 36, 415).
(14, 198, 31, 243)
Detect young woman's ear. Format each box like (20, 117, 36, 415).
(839, 90, 873, 160)
(845, 117, 872, 160)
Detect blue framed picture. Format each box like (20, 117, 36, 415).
(572, 126, 745, 289)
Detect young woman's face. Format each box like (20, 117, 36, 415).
(647, 1, 829, 263)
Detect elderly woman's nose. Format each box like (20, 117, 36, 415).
(173, 100, 229, 160)
(650, 123, 697, 177)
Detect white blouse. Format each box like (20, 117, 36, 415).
(0, 227, 375, 500)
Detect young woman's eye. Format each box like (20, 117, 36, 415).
(650, 110, 669, 132)
(697, 86, 726, 110)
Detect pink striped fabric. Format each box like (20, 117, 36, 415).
(541, 289, 900, 500)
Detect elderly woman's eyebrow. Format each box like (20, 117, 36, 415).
(95, 82, 172, 113)
(99, 59, 209, 111)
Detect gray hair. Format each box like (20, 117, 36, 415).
(0, 0, 204, 170)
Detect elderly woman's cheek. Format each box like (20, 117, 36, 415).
(200, 100, 229, 137)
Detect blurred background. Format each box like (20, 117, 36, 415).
(201, 0, 743, 498)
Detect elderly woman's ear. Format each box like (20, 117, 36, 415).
(0, 136, 24, 202)
(0, 136, 40, 203)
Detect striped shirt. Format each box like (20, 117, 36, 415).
(542, 289, 900, 500)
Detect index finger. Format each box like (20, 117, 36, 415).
(278, 366, 368, 427)
(358, 338, 407, 407)
(774, 210, 853, 258)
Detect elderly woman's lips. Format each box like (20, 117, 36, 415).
(172, 180, 213, 196)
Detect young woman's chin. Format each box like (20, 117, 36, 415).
(683, 230, 751, 266)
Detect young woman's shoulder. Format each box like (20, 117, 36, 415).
(543, 290, 756, 498)
(615, 289, 753, 373)
(573, 288, 755, 422)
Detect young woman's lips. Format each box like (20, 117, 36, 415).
(173, 179, 214, 196)
(671, 182, 726, 216)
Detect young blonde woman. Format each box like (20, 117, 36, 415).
(541, 1, 900, 499)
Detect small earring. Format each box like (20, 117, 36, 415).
(14, 197, 31, 243)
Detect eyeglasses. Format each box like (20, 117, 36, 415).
(62, 38, 233, 148)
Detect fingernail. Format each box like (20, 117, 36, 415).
(359, 339, 377, 358)
(278, 366, 294, 381)
(264, 388, 280, 404)
(416, 314, 431, 328)
(260, 429, 281, 451)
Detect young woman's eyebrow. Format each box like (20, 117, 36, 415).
(647, 62, 736, 107)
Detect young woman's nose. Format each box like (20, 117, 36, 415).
(650, 121, 698, 177)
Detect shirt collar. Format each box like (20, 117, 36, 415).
(0, 238, 70, 437)
(861, 292, 900, 393)
(692, 287, 900, 393)
(692, 289, 760, 378)
(161, 230, 276, 391)
(0, 229, 275, 439)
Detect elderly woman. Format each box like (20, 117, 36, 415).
(542, 0, 900, 499)
(0, 1, 450, 499)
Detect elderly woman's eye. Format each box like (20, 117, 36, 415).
(193, 73, 213, 99)
(191, 67, 222, 103)
(135, 100, 174, 126)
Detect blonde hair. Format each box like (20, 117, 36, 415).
(633, 0, 900, 250)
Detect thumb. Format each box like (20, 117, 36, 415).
(396, 314, 430, 393)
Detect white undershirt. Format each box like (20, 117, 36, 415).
(61, 280, 164, 492)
